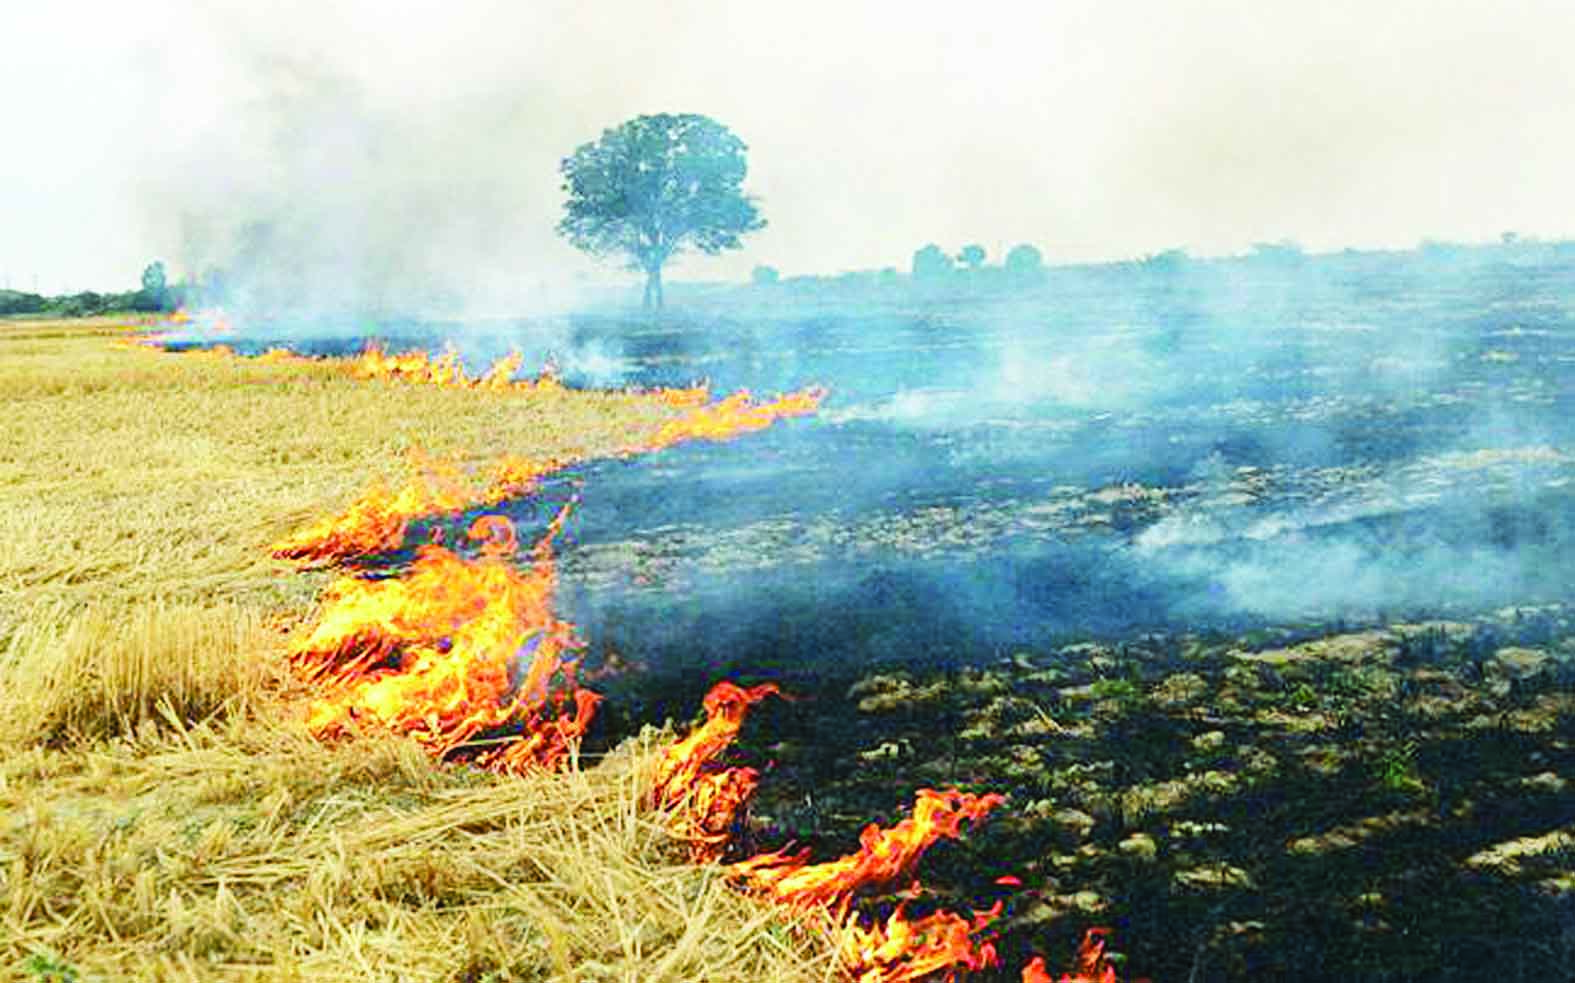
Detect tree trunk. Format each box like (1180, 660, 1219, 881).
(642, 265, 664, 310)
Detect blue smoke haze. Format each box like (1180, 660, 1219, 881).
(192, 242, 1575, 677)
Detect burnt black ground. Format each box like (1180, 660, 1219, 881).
(607, 613, 1575, 983)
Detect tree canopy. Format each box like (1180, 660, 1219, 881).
(557, 113, 765, 308)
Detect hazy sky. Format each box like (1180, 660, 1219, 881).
(4, 0, 1574, 297)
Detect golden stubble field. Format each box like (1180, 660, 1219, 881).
(0, 318, 840, 983)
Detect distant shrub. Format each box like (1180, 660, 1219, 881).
(1249, 240, 1304, 265)
(1004, 243, 1045, 279)
(751, 265, 780, 286)
(911, 243, 953, 280)
(1140, 248, 1189, 273)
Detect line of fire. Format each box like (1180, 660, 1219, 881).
(146, 335, 1121, 983)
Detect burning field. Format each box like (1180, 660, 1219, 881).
(0, 315, 1084, 982)
(0, 317, 851, 982)
(4, 252, 1575, 983)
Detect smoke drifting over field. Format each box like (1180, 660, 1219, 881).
(506, 253, 1575, 683)
(10, 2, 1575, 295)
(145, 44, 568, 320)
(91, 0, 1575, 683)
(153, 236, 1575, 682)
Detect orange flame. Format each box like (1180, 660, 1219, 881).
(349, 342, 707, 404)
(649, 683, 1012, 982)
(270, 449, 477, 565)
(349, 343, 571, 395)
(256, 346, 311, 364)
(271, 383, 825, 566)
(291, 512, 594, 770)
(728, 788, 1005, 914)
(1059, 928, 1118, 983)
(477, 350, 525, 390)
(842, 902, 1002, 983)
(1021, 928, 1120, 983)
(647, 387, 828, 448)
(651, 681, 782, 861)
(352, 344, 472, 387)
(651, 383, 712, 409)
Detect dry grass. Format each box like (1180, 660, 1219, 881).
(0, 721, 841, 983)
(0, 318, 686, 620)
(0, 600, 281, 748)
(0, 318, 839, 982)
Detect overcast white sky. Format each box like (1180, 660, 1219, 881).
(3, 0, 1574, 298)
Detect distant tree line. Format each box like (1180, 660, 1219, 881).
(909, 241, 1047, 283)
(0, 261, 189, 317)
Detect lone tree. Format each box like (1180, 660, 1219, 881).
(139, 261, 168, 311)
(557, 113, 765, 309)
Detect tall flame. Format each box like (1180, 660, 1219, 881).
(651, 681, 782, 862)
(728, 788, 1005, 914)
(842, 902, 1002, 983)
(290, 512, 594, 770)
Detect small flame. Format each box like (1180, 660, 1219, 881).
(728, 788, 1005, 914)
(651, 681, 782, 861)
(291, 513, 594, 770)
(842, 902, 1002, 983)
(1022, 928, 1120, 983)
(256, 347, 311, 364)
(651, 384, 712, 409)
(477, 350, 525, 390)
(1061, 928, 1118, 983)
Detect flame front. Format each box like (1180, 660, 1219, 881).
(271, 450, 478, 565)
(352, 344, 470, 388)
(269, 447, 571, 566)
(350, 343, 574, 395)
(651, 681, 782, 861)
(271, 382, 825, 566)
(841, 903, 1002, 983)
(728, 788, 1005, 914)
(291, 512, 594, 771)
(646, 387, 827, 448)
